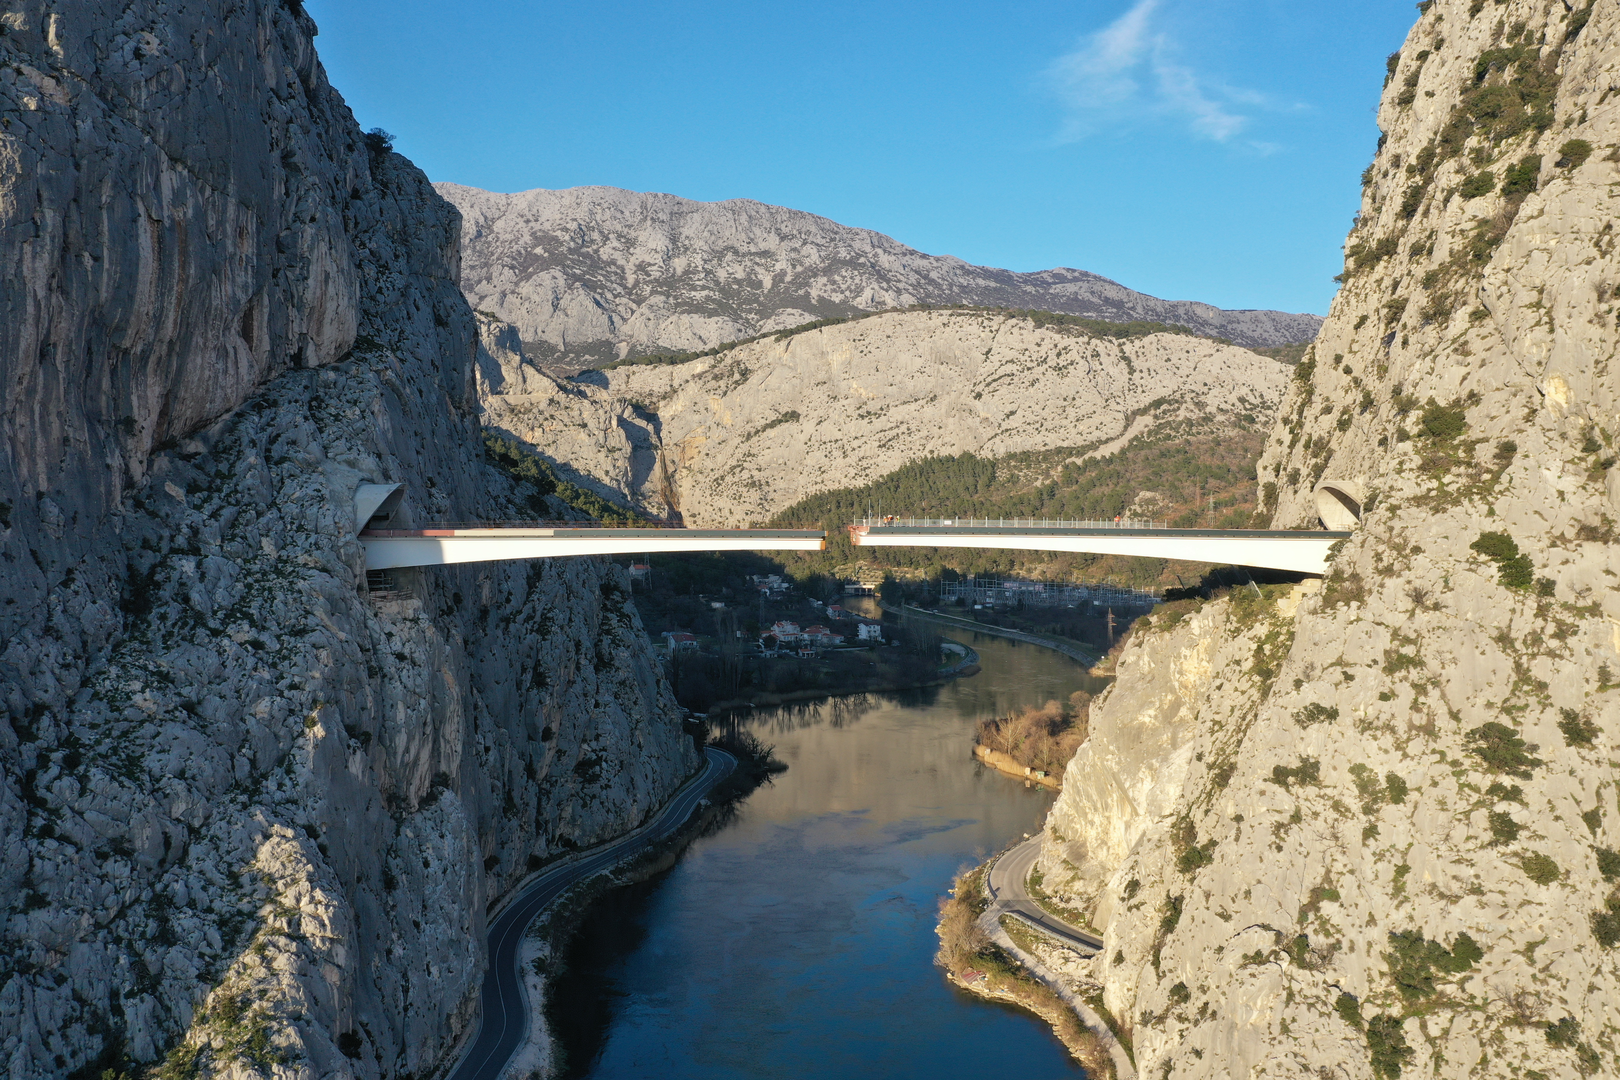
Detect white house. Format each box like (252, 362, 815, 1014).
(857, 623, 884, 642)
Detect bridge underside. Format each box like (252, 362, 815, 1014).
(361, 528, 825, 570)
(850, 526, 1350, 576)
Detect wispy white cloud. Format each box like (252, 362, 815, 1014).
(1045, 0, 1263, 144)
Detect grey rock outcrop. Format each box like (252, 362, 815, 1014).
(436, 182, 1324, 368)
(0, 4, 695, 1078)
(1027, 3, 1620, 1077)
(476, 308, 1292, 526)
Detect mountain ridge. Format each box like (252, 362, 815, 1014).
(436, 182, 1323, 368)
(474, 307, 1290, 529)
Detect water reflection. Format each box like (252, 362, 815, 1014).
(551, 633, 1096, 1079)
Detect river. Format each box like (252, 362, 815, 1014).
(550, 629, 1104, 1079)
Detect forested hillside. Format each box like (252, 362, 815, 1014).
(765, 423, 1269, 588)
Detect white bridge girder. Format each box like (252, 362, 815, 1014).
(361, 528, 825, 570)
(850, 525, 1350, 576)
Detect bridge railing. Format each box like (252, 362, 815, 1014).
(855, 516, 1169, 530)
(361, 519, 683, 535)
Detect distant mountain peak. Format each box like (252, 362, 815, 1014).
(435, 182, 1321, 368)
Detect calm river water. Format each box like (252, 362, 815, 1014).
(553, 629, 1100, 1079)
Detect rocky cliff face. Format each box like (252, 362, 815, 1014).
(0, 4, 695, 1078)
(1031, 3, 1620, 1076)
(477, 309, 1291, 526)
(435, 182, 1325, 368)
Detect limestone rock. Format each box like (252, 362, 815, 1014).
(436, 182, 1324, 369)
(0, 4, 696, 1078)
(477, 308, 1292, 526)
(1031, 4, 1620, 1076)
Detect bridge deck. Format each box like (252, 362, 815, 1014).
(361, 527, 824, 570)
(850, 521, 1349, 575)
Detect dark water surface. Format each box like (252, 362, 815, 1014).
(555, 631, 1095, 1079)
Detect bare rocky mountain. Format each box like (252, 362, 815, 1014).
(475, 309, 1291, 526)
(435, 182, 1324, 369)
(1009, 3, 1620, 1077)
(0, 4, 692, 1077)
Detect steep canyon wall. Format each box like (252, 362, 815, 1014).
(1034, 2, 1620, 1077)
(0, 4, 695, 1078)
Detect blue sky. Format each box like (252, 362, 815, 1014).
(304, 1, 1416, 316)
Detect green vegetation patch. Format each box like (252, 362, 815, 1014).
(1488, 810, 1522, 845)
(1293, 703, 1339, 728)
(1466, 721, 1542, 778)
(484, 433, 647, 524)
(765, 422, 1269, 587)
(1544, 1015, 1603, 1071)
(1558, 707, 1599, 747)
(1500, 154, 1541, 197)
(1004, 308, 1222, 342)
(1593, 895, 1620, 947)
(1458, 171, 1496, 199)
(1269, 756, 1321, 790)
(1518, 852, 1560, 885)
(1469, 530, 1534, 589)
(1557, 138, 1594, 168)
(1367, 1014, 1414, 1079)
(1335, 991, 1365, 1030)
(1418, 398, 1468, 441)
(1385, 929, 1483, 1001)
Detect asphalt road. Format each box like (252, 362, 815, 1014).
(446, 746, 737, 1080)
(986, 836, 1104, 954)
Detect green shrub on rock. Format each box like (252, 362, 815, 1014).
(1418, 398, 1467, 440)
(1386, 929, 1483, 1001)
(1467, 721, 1542, 777)
(1335, 991, 1364, 1030)
(1293, 703, 1340, 728)
(1469, 531, 1535, 589)
(1500, 154, 1541, 197)
(1558, 708, 1599, 747)
(1459, 171, 1496, 198)
(1557, 138, 1593, 168)
(1489, 810, 1522, 844)
(1519, 852, 1559, 885)
(1367, 1014, 1413, 1079)
(1591, 895, 1620, 947)
(1270, 757, 1321, 790)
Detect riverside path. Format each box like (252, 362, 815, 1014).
(445, 747, 737, 1080)
(986, 836, 1104, 954)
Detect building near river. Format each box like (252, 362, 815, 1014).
(937, 575, 1156, 612)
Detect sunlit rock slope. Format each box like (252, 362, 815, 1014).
(476, 309, 1291, 526)
(1029, 2, 1620, 1077)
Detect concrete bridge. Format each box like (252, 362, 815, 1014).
(352, 484, 824, 569)
(849, 515, 1351, 576)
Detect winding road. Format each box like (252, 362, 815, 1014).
(446, 746, 737, 1080)
(986, 836, 1104, 954)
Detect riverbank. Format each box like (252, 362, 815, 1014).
(884, 603, 1104, 666)
(705, 639, 980, 714)
(972, 745, 1060, 790)
(478, 740, 779, 1080)
(936, 861, 1129, 1079)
